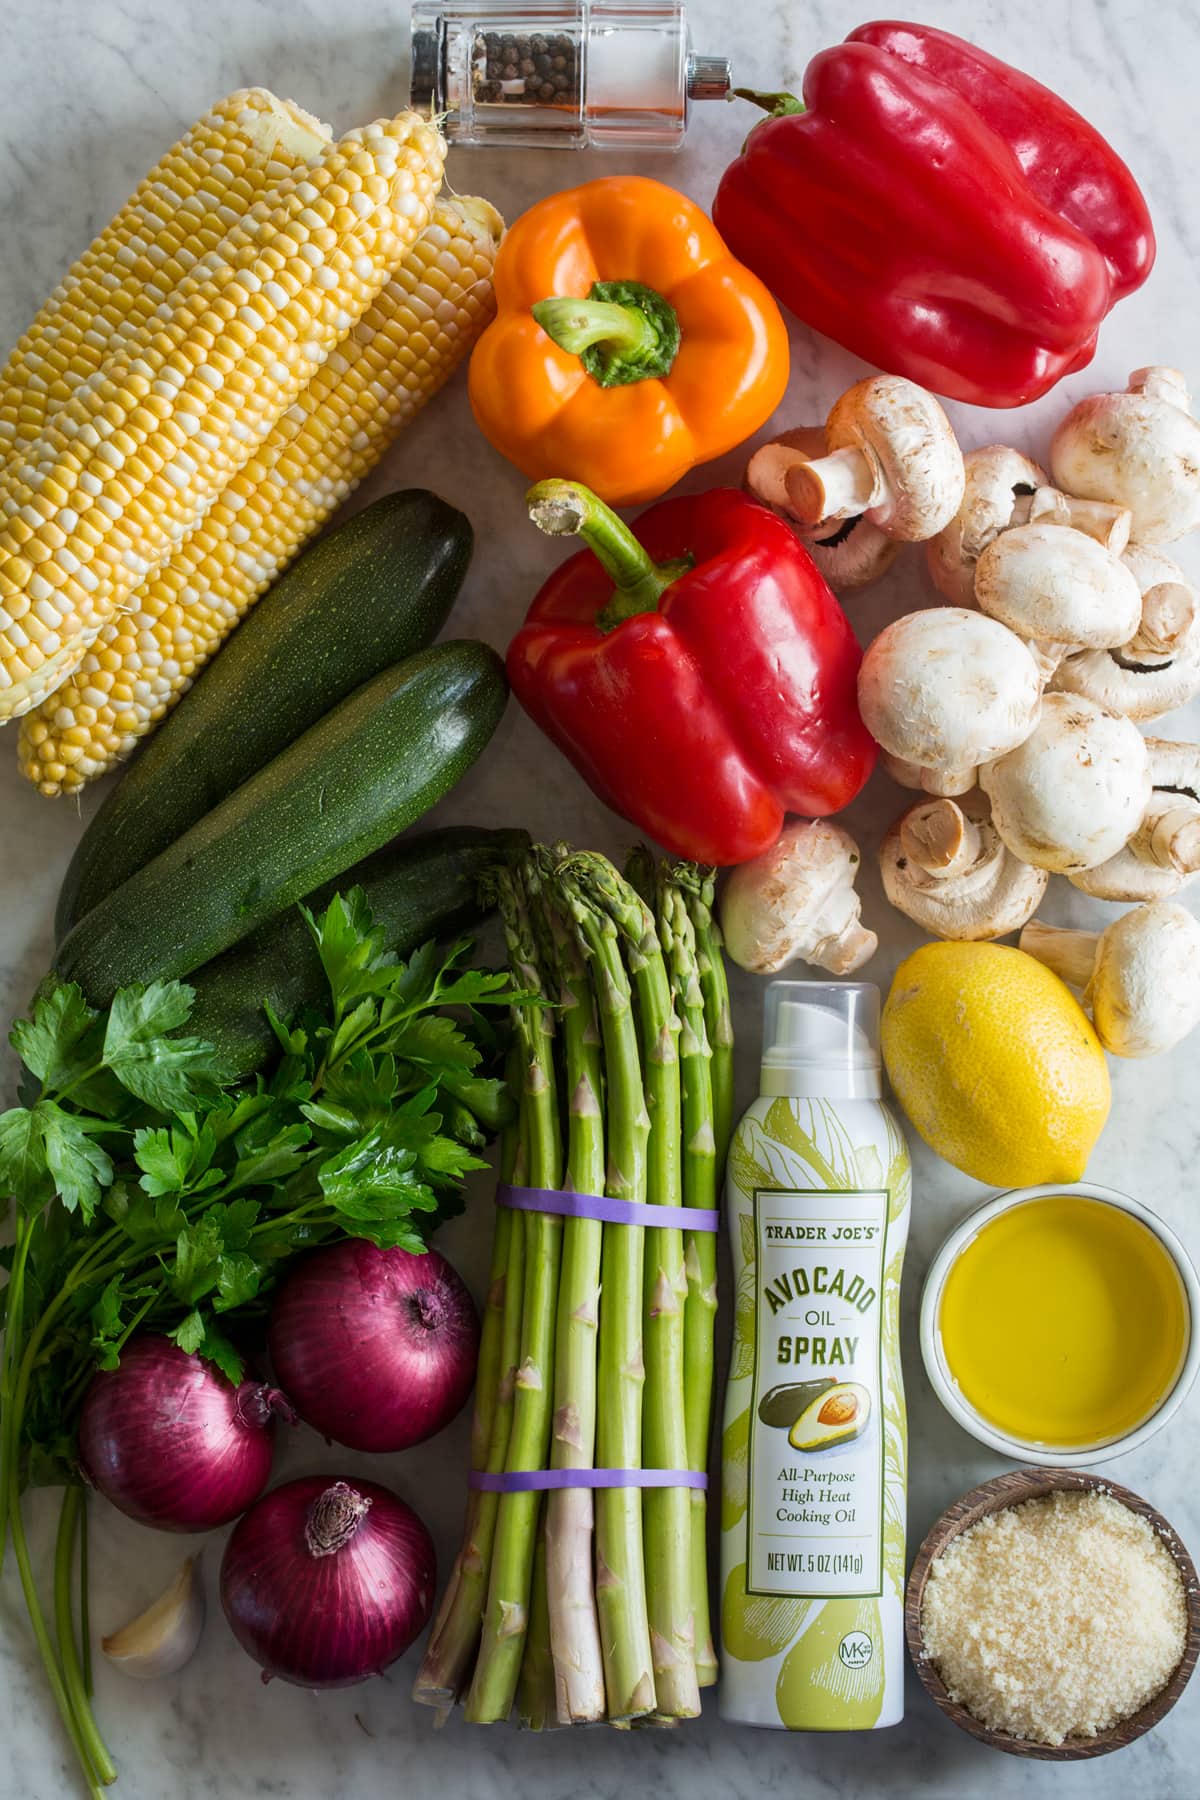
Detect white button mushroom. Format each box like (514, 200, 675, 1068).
(1050, 545, 1200, 721)
(1071, 738, 1200, 901)
(780, 375, 965, 544)
(926, 446, 1047, 606)
(1020, 901, 1200, 1057)
(720, 819, 877, 976)
(925, 447, 1132, 608)
(973, 522, 1144, 680)
(1050, 367, 1200, 543)
(879, 791, 1048, 941)
(979, 692, 1152, 873)
(744, 427, 901, 592)
(858, 608, 1043, 797)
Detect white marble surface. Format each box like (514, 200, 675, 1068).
(3, 0, 1200, 1794)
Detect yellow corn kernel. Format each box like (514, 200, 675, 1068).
(0, 111, 446, 722)
(18, 198, 503, 795)
(0, 91, 332, 461)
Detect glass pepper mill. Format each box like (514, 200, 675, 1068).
(410, 1, 731, 149)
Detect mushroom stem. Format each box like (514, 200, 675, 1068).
(785, 445, 880, 524)
(897, 799, 985, 878)
(922, 764, 979, 799)
(1127, 579, 1198, 659)
(1016, 488, 1132, 554)
(1018, 921, 1098, 990)
(1131, 795, 1200, 873)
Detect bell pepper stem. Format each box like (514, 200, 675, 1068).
(532, 280, 681, 389)
(533, 297, 657, 361)
(527, 481, 691, 631)
(734, 87, 806, 118)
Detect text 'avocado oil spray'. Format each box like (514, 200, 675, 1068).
(720, 982, 910, 1729)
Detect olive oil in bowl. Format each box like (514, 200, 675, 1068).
(923, 1185, 1198, 1463)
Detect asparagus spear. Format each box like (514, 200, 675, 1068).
(517, 1504, 558, 1730)
(662, 876, 719, 1688)
(576, 856, 698, 1720)
(540, 849, 607, 1723)
(413, 1048, 527, 1710)
(561, 866, 655, 1721)
(465, 863, 564, 1724)
(677, 866, 734, 1165)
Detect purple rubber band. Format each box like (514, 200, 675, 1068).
(469, 1468, 708, 1493)
(497, 1183, 719, 1233)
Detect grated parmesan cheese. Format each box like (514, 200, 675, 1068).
(921, 1489, 1188, 1745)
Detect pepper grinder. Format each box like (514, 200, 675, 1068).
(410, 1, 731, 149)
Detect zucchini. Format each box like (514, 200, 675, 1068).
(56, 642, 507, 1005)
(187, 826, 528, 1078)
(56, 489, 472, 942)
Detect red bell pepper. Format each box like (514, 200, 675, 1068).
(712, 20, 1155, 409)
(507, 481, 876, 866)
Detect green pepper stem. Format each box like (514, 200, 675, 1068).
(531, 280, 681, 389)
(733, 87, 806, 118)
(532, 297, 656, 361)
(526, 481, 691, 631)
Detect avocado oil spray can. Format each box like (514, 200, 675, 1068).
(719, 982, 910, 1729)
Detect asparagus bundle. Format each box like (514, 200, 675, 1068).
(413, 845, 732, 1726)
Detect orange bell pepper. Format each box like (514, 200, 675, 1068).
(468, 176, 789, 507)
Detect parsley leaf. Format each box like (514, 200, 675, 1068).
(10, 982, 101, 1090)
(103, 981, 226, 1110)
(40, 1104, 114, 1218)
(0, 1105, 54, 1214)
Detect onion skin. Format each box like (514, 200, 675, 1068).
(267, 1240, 479, 1453)
(220, 1476, 436, 1687)
(78, 1335, 291, 1532)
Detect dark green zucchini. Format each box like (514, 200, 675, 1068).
(186, 826, 527, 1078)
(56, 642, 507, 1005)
(56, 489, 472, 943)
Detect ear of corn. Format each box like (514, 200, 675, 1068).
(0, 109, 445, 721)
(18, 197, 504, 795)
(0, 90, 333, 462)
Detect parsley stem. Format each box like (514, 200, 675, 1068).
(55, 1483, 116, 1784)
(79, 1489, 93, 1698)
(11, 1486, 107, 1798)
(0, 1214, 34, 1565)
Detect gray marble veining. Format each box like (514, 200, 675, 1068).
(3, 1, 1200, 1794)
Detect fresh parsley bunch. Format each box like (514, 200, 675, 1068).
(0, 889, 520, 1511)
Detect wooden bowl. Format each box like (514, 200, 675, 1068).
(905, 1467, 1200, 1760)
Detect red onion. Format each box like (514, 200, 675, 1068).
(220, 1475, 435, 1686)
(78, 1335, 294, 1532)
(267, 1239, 479, 1452)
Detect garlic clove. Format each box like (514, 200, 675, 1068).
(101, 1555, 205, 1679)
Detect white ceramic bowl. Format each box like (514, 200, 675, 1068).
(920, 1181, 1200, 1467)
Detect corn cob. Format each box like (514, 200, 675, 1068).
(0, 90, 332, 461)
(0, 111, 445, 721)
(18, 197, 503, 795)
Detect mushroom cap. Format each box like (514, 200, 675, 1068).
(880, 790, 1049, 940)
(858, 609, 1042, 778)
(803, 516, 902, 592)
(1069, 846, 1193, 903)
(1049, 549, 1200, 720)
(825, 375, 965, 541)
(974, 522, 1143, 649)
(926, 445, 1047, 606)
(720, 819, 875, 975)
(979, 692, 1152, 872)
(1049, 376, 1200, 544)
(1089, 900, 1200, 1056)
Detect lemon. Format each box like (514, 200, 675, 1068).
(881, 942, 1110, 1186)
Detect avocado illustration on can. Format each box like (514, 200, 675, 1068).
(787, 1381, 871, 1451)
(757, 1378, 838, 1430)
